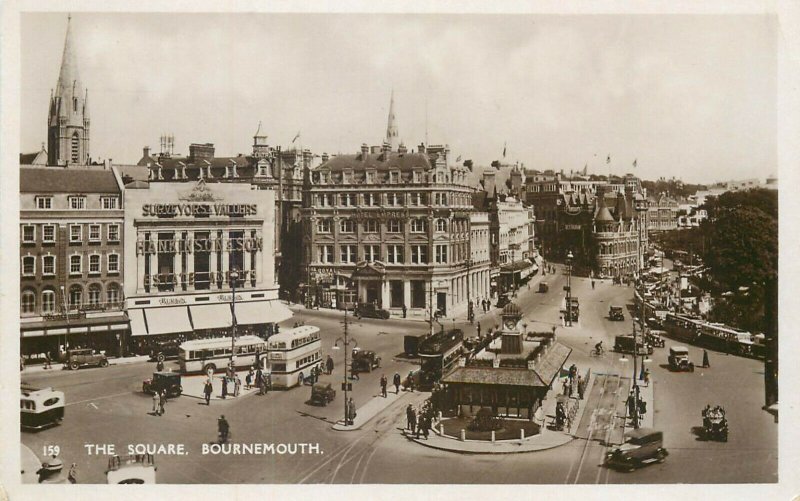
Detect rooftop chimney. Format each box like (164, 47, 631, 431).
(143, 146, 151, 159)
(321, 152, 329, 163)
(418, 143, 426, 154)
(483, 170, 497, 196)
(189, 143, 215, 162)
(361, 143, 369, 159)
(398, 142, 408, 154)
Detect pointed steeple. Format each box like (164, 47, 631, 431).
(48, 14, 90, 166)
(385, 90, 399, 151)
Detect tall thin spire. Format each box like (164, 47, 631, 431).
(385, 90, 399, 151)
(56, 14, 82, 101)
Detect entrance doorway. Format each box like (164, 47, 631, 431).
(364, 282, 380, 305)
(437, 292, 447, 316)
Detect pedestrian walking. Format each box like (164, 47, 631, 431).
(234, 375, 241, 397)
(158, 390, 167, 416)
(702, 349, 710, 368)
(414, 407, 422, 438)
(591, 280, 595, 290)
(152, 390, 159, 414)
(406, 404, 414, 430)
(562, 378, 569, 396)
(577, 374, 584, 399)
(218, 415, 230, 444)
(380, 374, 388, 398)
(644, 368, 651, 387)
(44, 351, 52, 370)
(393, 372, 401, 394)
(402, 304, 407, 318)
(221, 376, 228, 399)
(326, 355, 334, 375)
(409, 407, 417, 436)
(421, 415, 430, 439)
(476, 322, 482, 338)
(246, 369, 253, 390)
(156, 359, 164, 372)
(347, 397, 357, 425)
(203, 379, 213, 405)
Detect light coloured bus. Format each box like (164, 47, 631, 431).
(178, 335, 267, 374)
(264, 326, 322, 389)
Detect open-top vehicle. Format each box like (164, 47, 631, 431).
(609, 306, 625, 321)
(702, 405, 728, 442)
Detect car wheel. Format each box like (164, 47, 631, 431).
(70, 361, 80, 370)
(100, 359, 109, 368)
(203, 363, 217, 374)
(157, 353, 165, 362)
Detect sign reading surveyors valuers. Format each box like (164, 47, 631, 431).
(142, 203, 257, 217)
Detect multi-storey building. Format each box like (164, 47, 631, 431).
(302, 141, 490, 319)
(138, 134, 312, 301)
(647, 193, 679, 232)
(122, 179, 290, 352)
(20, 167, 128, 359)
(496, 196, 537, 294)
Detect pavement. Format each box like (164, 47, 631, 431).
(332, 387, 414, 430)
(21, 354, 150, 374)
(180, 370, 261, 401)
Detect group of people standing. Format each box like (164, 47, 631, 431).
(479, 297, 493, 313)
(151, 389, 168, 416)
(405, 403, 434, 440)
(379, 373, 403, 397)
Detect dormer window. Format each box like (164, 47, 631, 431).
(413, 171, 423, 183)
(366, 171, 375, 184)
(343, 170, 353, 184)
(390, 171, 400, 184)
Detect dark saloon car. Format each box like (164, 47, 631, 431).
(142, 372, 183, 398)
(354, 303, 390, 320)
(148, 340, 180, 362)
(64, 349, 108, 370)
(310, 382, 336, 406)
(606, 428, 668, 471)
(351, 349, 382, 373)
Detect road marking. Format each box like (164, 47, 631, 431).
(89, 402, 98, 409)
(66, 391, 130, 406)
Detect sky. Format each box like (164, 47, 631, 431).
(20, 13, 776, 185)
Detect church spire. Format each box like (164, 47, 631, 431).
(385, 90, 399, 151)
(48, 14, 90, 166)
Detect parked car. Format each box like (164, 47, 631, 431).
(351, 349, 381, 373)
(609, 306, 625, 321)
(354, 303, 390, 320)
(538, 282, 549, 293)
(614, 335, 653, 355)
(310, 382, 336, 406)
(606, 428, 668, 471)
(668, 346, 695, 371)
(142, 372, 183, 398)
(148, 340, 180, 362)
(644, 329, 666, 348)
(64, 349, 108, 370)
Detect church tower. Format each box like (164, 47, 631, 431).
(385, 90, 399, 151)
(48, 15, 90, 167)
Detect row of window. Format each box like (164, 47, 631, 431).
(295, 351, 321, 369)
(21, 284, 121, 315)
(21, 253, 120, 276)
(317, 244, 450, 264)
(34, 196, 119, 210)
(314, 191, 471, 208)
(317, 218, 449, 234)
(22, 223, 120, 244)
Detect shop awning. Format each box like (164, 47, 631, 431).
(144, 306, 192, 336)
(129, 309, 148, 336)
(189, 304, 233, 331)
(234, 301, 293, 325)
(21, 314, 130, 338)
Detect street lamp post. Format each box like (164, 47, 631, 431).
(631, 196, 648, 428)
(333, 307, 357, 426)
(60, 285, 69, 355)
(565, 251, 574, 327)
(229, 269, 239, 375)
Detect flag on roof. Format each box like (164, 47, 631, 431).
(503, 142, 507, 158)
(606, 155, 611, 164)
(633, 158, 638, 168)
(291, 131, 301, 143)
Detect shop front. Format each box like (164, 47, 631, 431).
(21, 312, 130, 359)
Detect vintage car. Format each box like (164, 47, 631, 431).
(21, 385, 65, 431)
(142, 372, 183, 397)
(148, 340, 180, 362)
(702, 405, 728, 442)
(538, 282, 549, 293)
(644, 329, 667, 348)
(64, 348, 108, 370)
(351, 349, 381, 373)
(668, 346, 695, 372)
(614, 335, 653, 355)
(606, 428, 668, 471)
(609, 306, 625, 321)
(496, 293, 511, 308)
(310, 382, 336, 406)
(354, 303, 390, 320)
(106, 454, 157, 484)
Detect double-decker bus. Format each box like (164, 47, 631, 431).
(416, 328, 464, 390)
(177, 335, 267, 374)
(264, 326, 322, 389)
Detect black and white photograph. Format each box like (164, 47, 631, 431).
(2, 2, 797, 499)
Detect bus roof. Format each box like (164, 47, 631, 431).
(268, 325, 320, 343)
(180, 335, 265, 350)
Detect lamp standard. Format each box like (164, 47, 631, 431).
(229, 269, 240, 375)
(565, 251, 574, 327)
(631, 196, 649, 428)
(59, 285, 69, 353)
(333, 307, 357, 426)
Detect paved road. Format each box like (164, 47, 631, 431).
(21, 267, 776, 484)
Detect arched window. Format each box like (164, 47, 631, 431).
(41, 289, 56, 314)
(73, 97, 78, 113)
(88, 284, 102, 306)
(21, 289, 36, 315)
(436, 219, 448, 232)
(69, 285, 83, 310)
(71, 132, 80, 163)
